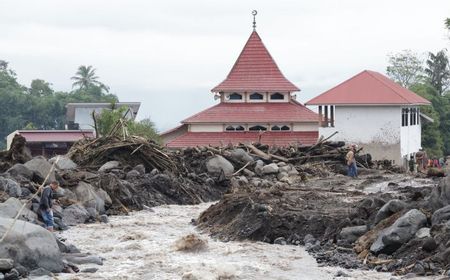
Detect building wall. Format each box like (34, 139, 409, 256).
(400, 120, 421, 159)
(74, 106, 136, 130)
(319, 106, 402, 163)
(161, 124, 189, 145)
(6, 130, 19, 150)
(293, 123, 319, 132)
(190, 124, 223, 132)
(222, 92, 289, 103)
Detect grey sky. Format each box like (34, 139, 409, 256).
(0, 0, 449, 131)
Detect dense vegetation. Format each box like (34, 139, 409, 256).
(386, 19, 450, 157)
(0, 62, 158, 149)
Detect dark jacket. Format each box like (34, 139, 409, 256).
(39, 186, 53, 210)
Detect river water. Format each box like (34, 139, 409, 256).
(57, 203, 399, 280)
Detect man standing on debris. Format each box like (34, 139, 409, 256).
(346, 144, 358, 178)
(39, 181, 59, 232)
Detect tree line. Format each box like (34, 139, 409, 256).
(0, 62, 157, 149)
(386, 18, 450, 157)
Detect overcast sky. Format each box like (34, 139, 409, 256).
(0, 0, 449, 131)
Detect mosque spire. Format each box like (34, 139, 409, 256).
(252, 10, 257, 30)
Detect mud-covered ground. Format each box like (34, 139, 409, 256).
(57, 203, 397, 280)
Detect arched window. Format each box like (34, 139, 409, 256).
(249, 92, 264, 100)
(280, 125, 290, 131)
(271, 125, 280, 131)
(235, 125, 245, 131)
(270, 93, 284, 100)
(229, 93, 242, 100)
(249, 125, 267, 131)
(225, 125, 235, 131)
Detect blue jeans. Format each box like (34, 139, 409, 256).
(347, 162, 358, 177)
(40, 209, 54, 229)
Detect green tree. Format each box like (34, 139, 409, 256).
(71, 65, 109, 93)
(95, 106, 159, 142)
(425, 50, 450, 95)
(29, 79, 54, 96)
(386, 50, 424, 88)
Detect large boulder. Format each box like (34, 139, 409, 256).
(49, 156, 77, 170)
(432, 205, 450, 225)
(0, 198, 37, 222)
(98, 161, 120, 172)
(73, 182, 105, 213)
(429, 176, 450, 211)
(24, 157, 55, 184)
(229, 148, 253, 163)
(0, 177, 22, 198)
(370, 209, 427, 255)
(206, 156, 234, 177)
(62, 204, 90, 226)
(6, 164, 33, 180)
(373, 199, 406, 225)
(0, 217, 64, 272)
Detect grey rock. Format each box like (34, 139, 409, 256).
(49, 156, 77, 170)
(0, 198, 37, 222)
(81, 267, 98, 273)
(429, 176, 450, 211)
(288, 167, 300, 176)
(13, 264, 28, 277)
(6, 164, 33, 180)
(100, 214, 109, 223)
(24, 156, 55, 184)
(98, 161, 120, 172)
(53, 217, 68, 231)
(273, 237, 287, 245)
(206, 156, 234, 177)
(229, 148, 253, 163)
(55, 187, 77, 201)
(62, 204, 90, 226)
(243, 169, 255, 177)
(262, 163, 279, 175)
(339, 225, 368, 243)
(374, 199, 406, 225)
(96, 188, 112, 208)
(370, 209, 427, 255)
(64, 255, 103, 265)
(0, 217, 64, 272)
(304, 234, 316, 245)
(0, 178, 21, 198)
(4, 268, 19, 280)
(432, 205, 450, 225)
(254, 160, 264, 176)
(126, 170, 141, 180)
(415, 227, 431, 239)
(86, 207, 97, 219)
(133, 164, 146, 175)
(74, 182, 105, 213)
(29, 267, 52, 277)
(20, 187, 30, 198)
(237, 176, 248, 185)
(277, 172, 288, 181)
(0, 258, 13, 270)
(57, 239, 80, 254)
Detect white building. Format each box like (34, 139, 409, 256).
(306, 70, 431, 166)
(66, 102, 141, 130)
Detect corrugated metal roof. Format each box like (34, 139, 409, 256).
(211, 31, 300, 93)
(306, 70, 431, 106)
(182, 100, 318, 123)
(166, 131, 318, 148)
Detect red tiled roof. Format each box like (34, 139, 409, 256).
(166, 131, 318, 148)
(306, 70, 431, 106)
(182, 101, 318, 123)
(16, 130, 94, 142)
(212, 31, 300, 93)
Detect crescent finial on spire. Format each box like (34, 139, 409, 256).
(252, 10, 257, 30)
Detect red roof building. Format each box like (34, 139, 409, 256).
(305, 70, 431, 166)
(162, 28, 319, 148)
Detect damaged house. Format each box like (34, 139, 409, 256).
(306, 70, 431, 166)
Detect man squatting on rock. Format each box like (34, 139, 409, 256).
(345, 144, 358, 178)
(39, 181, 59, 231)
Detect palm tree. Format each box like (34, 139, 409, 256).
(71, 65, 109, 92)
